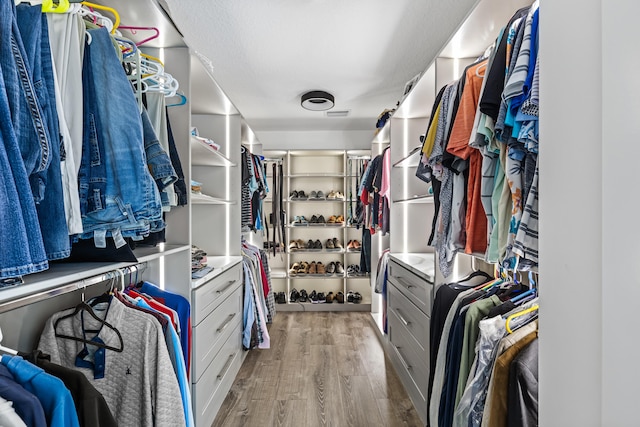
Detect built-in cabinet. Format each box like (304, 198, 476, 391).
(262, 150, 372, 311)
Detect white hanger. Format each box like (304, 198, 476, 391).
(0, 327, 18, 356)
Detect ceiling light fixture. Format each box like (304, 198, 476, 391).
(301, 90, 335, 111)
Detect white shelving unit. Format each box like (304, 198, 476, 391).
(263, 149, 372, 311)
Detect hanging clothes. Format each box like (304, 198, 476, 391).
(0, 363, 47, 427)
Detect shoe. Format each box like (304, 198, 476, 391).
(333, 238, 343, 250)
(346, 240, 354, 250)
(299, 216, 308, 225)
(289, 240, 298, 251)
(327, 215, 337, 224)
(314, 239, 323, 249)
(335, 191, 344, 199)
(289, 262, 300, 275)
(290, 288, 300, 302)
(299, 261, 310, 274)
(310, 190, 317, 199)
(335, 262, 345, 275)
(297, 239, 306, 249)
(299, 289, 308, 302)
(307, 239, 314, 250)
(290, 190, 298, 199)
(291, 216, 300, 226)
(317, 292, 326, 303)
(327, 190, 337, 199)
(353, 292, 362, 304)
(316, 262, 326, 274)
(347, 264, 359, 276)
(353, 240, 361, 250)
(316, 191, 325, 199)
(297, 190, 307, 199)
(310, 215, 318, 224)
(309, 262, 317, 274)
(317, 215, 326, 224)
(336, 292, 345, 303)
(309, 290, 318, 303)
(325, 292, 334, 303)
(326, 238, 335, 249)
(336, 215, 344, 223)
(326, 262, 336, 274)
(347, 291, 355, 303)
(276, 292, 286, 304)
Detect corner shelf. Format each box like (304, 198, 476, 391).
(190, 136, 236, 167)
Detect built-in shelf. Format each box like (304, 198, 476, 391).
(290, 249, 346, 254)
(394, 194, 434, 204)
(190, 136, 236, 167)
(0, 244, 190, 312)
(287, 224, 346, 228)
(270, 270, 288, 279)
(191, 256, 243, 288)
(289, 173, 344, 178)
(277, 302, 371, 312)
(290, 274, 346, 279)
(393, 146, 422, 168)
(286, 198, 345, 203)
(191, 193, 235, 205)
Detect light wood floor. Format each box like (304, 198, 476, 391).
(212, 312, 424, 427)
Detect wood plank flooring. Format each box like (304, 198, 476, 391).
(212, 312, 424, 427)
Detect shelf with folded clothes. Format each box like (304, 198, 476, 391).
(190, 135, 236, 167)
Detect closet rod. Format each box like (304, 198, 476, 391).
(0, 263, 146, 315)
(262, 157, 283, 163)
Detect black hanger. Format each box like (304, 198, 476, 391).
(458, 269, 494, 283)
(54, 301, 124, 353)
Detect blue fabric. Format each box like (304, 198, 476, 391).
(141, 108, 177, 209)
(15, 4, 70, 260)
(0, 0, 49, 277)
(139, 282, 191, 370)
(1, 355, 79, 427)
(242, 260, 256, 349)
(523, 9, 539, 97)
(77, 27, 163, 246)
(133, 299, 194, 427)
(439, 307, 468, 427)
(0, 364, 46, 427)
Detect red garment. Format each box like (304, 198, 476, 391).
(258, 258, 269, 298)
(126, 289, 180, 332)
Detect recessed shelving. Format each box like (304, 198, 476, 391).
(191, 193, 235, 205)
(394, 194, 434, 204)
(393, 146, 422, 168)
(190, 136, 236, 167)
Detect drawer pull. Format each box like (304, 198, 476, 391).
(396, 276, 416, 290)
(216, 353, 235, 380)
(216, 280, 236, 295)
(216, 313, 237, 333)
(394, 345, 412, 371)
(395, 309, 411, 326)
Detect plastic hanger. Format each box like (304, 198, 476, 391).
(80, 1, 119, 33)
(167, 92, 187, 107)
(118, 25, 159, 47)
(505, 304, 539, 334)
(0, 327, 17, 356)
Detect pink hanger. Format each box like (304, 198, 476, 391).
(118, 25, 160, 47)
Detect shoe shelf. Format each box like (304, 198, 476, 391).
(263, 149, 372, 312)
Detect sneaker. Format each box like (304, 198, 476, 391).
(346, 240, 354, 250)
(353, 292, 362, 304)
(316, 191, 325, 199)
(316, 262, 326, 274)
(335, 191, 344, 199)
(289, 240, 298, 251)
(327, 190, 337, 199)
(297, 190, 307, 199)
(326, 262, 336, 274)
(306, 240, 315, 249)
(317, 215, 326, 224)
(310, 190, 317, 198)
(299, 289, 308, 302)
(326, 238, 335, 249)
(290, 190, 299, 199)
(310, 215, 318, 224)
(333, 238, 343, 250)
(309, 262, 317, 274)
(314, 239, 323, 249)
(276, 292, 286, 304)
(336, 292, 345, 303)
(325, 292, 334, 303)
(290, 288, 300, 302)
(309, 290, 319, 303)
(317, 292, 326, 303)
(335, 262, 345, 274)
(347, 291, 355, 303)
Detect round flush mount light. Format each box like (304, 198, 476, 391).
(301, 90, 335, 111)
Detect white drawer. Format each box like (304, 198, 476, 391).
(388, 259, 433, 316)
(388, 309, 429, 396)
(388, 282, 430, 355)
(192, 285, 243, 381)
(192, 263, 242, 326)
(192, 323, 243, 427)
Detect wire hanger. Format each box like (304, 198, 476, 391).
(0, 327, 17, 356)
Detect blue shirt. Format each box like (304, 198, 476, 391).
(0, 364, 46, 427)
(133, 299, 194, 427)
(139, 282, 191, 369)
(242, 260, 256, 349)
(1, 355, 79, 427)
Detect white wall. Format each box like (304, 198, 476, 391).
(541, 0, 640, 425)
(256, 129, 373, 150)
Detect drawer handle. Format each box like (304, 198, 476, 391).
(216, 313, 237, 333)
(216, 280, 236, 294)
(216, 353, 235, 380)
(396, 276, 416, 290)
(394, 345, 412, 371)
(395, 309, 411, 326)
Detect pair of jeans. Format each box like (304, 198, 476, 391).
(141, 108, 177, 197)
(0, 0, 48, 276)
(16, 4, 70, 260)
(77, 27, 163, 248)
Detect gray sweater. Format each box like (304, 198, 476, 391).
(38, 297, 186, 427)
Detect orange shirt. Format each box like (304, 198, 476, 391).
(447, 60, 488, 254)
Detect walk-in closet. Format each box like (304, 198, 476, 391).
(0, 0, 635, 425)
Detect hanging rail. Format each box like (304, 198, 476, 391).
(0, 263, 146, 315)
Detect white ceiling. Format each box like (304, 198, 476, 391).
(163, 0, 480, 136)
